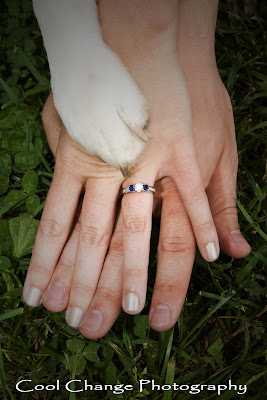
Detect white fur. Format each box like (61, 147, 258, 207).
(33, 0, 149, 171)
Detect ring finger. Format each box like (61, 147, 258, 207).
(80, 206, 124, 338)
(121, 172, 156, 315)
(42, 207, 82, 312)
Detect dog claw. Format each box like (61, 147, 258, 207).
(120, 166, 132, 178)
(131, 126, 150, 143)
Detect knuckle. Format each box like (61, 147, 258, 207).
(196, 220, 215, 233)
(211, 194, 237, 218)
(56, 259, 74, 271)
(73, 221, 82, 234)
(71, 281, 95, 294)
(154, 282, 180, 294)
(214, 205, 238, 219)
(30, 263, 52, 274)
(96, 286, 120, 300)
(39, 218, 65, 239)
(108, 236, 123, 258)
(159, 236, 194, 254)
(124, 216, 146, 233)
(188, 186, 207, 204)
(165, 205, 187, 220)
(79, 225, 109, 248)
(126, 267, 144, 279)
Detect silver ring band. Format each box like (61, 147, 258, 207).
(122, 182, 155, 195)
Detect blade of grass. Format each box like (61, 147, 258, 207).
(23, 84, 50, 99)
(0, 79, 21, 108)
(0, 343, 7, 400)
(0, 190, 43, 217)
(246, 120, 267, 133)
(33, 144, 52, 173)
(157, 330, 173, 371)
(236, 199, 267, 241)
(0, 308, 24, 322)
(162, 359, 175, 400)
(179, 295, 232, 349)
(227, 52, 243, 96)
(143, 343, 158, 378)
(245, 369, 267, 385)
(16, 48, 48, 86)
(236, 247, 267, 284)
(160, 328, 174, 379)
(32, 200, 46, 217)
(199, 290, 259, 310)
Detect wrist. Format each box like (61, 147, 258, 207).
(178, 41, 217, 70)
(177, 0, 218, 68)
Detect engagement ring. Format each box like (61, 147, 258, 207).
(122, 182, 155, 195)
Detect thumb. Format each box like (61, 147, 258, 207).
(42, 92, 62, 157)
(206, 144, 251, 259)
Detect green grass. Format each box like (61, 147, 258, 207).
(0, 0, 266, 399)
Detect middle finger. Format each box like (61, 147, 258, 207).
(149, 181, 196, 331)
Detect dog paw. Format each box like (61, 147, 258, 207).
(34, 0, 150, 174)
(53, 43, 150, 172)
(53, 46, 150, 172)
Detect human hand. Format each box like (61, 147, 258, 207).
(22, 99, 125, 329)
(96, 1, 224, 322)
(84, 0, 250, 334)
(36, 70, 250, 338)
(25, 93, 195, 336)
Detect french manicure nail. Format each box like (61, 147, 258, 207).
(44, 281, 65, 304)
(25, 287, 42, 307)
(124, 292, 139, 312)
(205, 242, 218, 261)
(231, 229, 251, 247)
(81, 309, 103, 331)
(66, 307, 84, 328)
(150, 304, 171, 327)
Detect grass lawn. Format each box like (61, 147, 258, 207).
(0, 0, 266, 399)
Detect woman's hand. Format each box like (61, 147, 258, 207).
(26, 93, 196, 335)
(22, 99, 125, 328)
(83, 0, 250, 333)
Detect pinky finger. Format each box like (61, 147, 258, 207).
(169, 139, 220, 262)
(42, 212, 81, 312)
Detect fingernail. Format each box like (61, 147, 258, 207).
(124, 292, 139, 313)
(66, 307, 84, 328)
(150, 304, 171, 327)
(25, 287, 42, 307)
(44, 281, 65, 304)
(205, 242, 219, 261)
(231, 229, 251, 248)
(81, 309, 103, 331)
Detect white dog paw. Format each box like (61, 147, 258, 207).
(53, 47, 150, 173)
(33, 0, 150, 174)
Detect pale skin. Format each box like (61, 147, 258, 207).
(22, 0, 251, 336)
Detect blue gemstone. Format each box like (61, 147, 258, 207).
(129, 185, 135, 192)
(143, 184, 149, 191)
